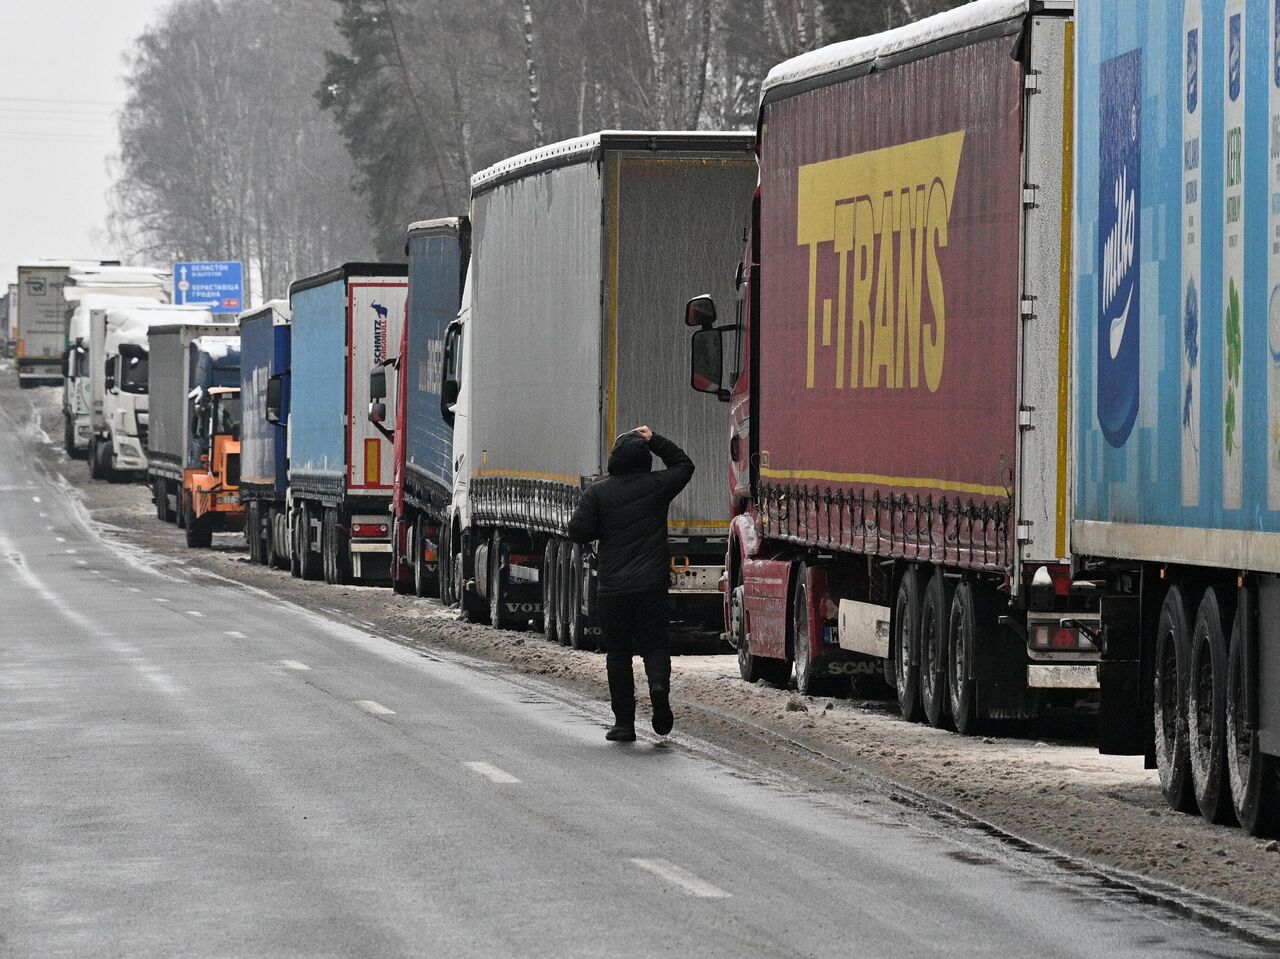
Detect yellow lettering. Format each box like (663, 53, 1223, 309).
(923, 177, 949, 392)
(870, 190, 896, 388)
(850, 198, 875, 388)
(895, 185, 926, 389)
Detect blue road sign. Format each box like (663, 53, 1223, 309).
(174, 261, 243, 313)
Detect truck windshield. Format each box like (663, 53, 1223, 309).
(214, 396, 241, 440)
(120, 353, 148, 394)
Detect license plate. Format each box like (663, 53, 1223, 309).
(823, 625, 839, 646)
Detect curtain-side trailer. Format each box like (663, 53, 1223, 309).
(288, 264, 408, 585)
(239, 301, 291, 568)
(687, 0, 1086, 719)
(1073, 0, 1280, 837)
(443, 130, 754, 644)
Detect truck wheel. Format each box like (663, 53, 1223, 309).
(947, 581, 980, 736)
(556, 540, 573, 645)
(1226, 609, 1280, 836)
(438, 525, 454, 605)
(184, 497, 212, 549)
(246, 502, 262, 564)
(264, 508, 281, 569)
(1154, 584, 1197, 813)
(542, 539, 559, 641)
(791, 566, 824, 696)
(88, 438, 103, 480)
(289, 509, 303, 578)
(64, 415, 76, 458)
(321, 508, 335, 584)
(300, 505, 322, 581)
(488, 531, 510, 629)
(567, 543, 594, 650)
(892, 567, 923, 721)
(733, 573, 790, 685)
(412, 517, 435, 597)
(919, 569, 953, 729)
(164, 481, 179, 524)
(1189, 586, 1234, 824)
(153, 478, 166, 522)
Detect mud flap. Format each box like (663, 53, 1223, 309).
(975, 602, 1038, 721)
(1098, 594, 1144, 756)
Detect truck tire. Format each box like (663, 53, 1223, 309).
(322, 507, 348, 585)
(438, 524, 454, 605)
(791, 566, 824, 696)
(542, 539, 559, 641)
(64, 415, 76, 458)
(919, 569, 954, 730)
(88, 438, 104, 480)
(265, 508, 285, 570)
(947, 581, 980, 736)
(246, 502, 262, 564)
(154, 478, 166, 522)
(892, 567, 923, 722)
(1189, 586, 1234, 824)
(300, 505, 322, 581)
(413, 516, 435, 598)
(1226, 609, 1280, 836)
(289, 509, 303, 578)
(164, 481, 179, 524)
(184, 496, 212, 549)
(733, 571, 790, 686)
(556, 540, 573, 645)
(568, 543, 594, 650)
(488, 531, 510, 629)
(1154, 584, 1197, 813)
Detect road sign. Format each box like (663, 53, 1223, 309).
(173, 261, 243, 313)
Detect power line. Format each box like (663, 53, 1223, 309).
(0, 95, 122, 107)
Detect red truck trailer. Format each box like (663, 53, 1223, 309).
(686, 0, 1089, 732)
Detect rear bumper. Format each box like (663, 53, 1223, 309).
(1027, 664, 1100, 690)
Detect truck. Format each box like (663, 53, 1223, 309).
(371, 217, 469, 597)
(1, 285, 12, 358)
(14, 261, 100, 387)
(288, 264, 408, 584)
(1068, 0, 1280, 836)
(238, 300, 292, 568)
(146, 323, 242, 548)
(441, 131, 755, 643)
(63, 266, 170, 457)
(82, 301, 195, 476)
(685, 1, 1089, 720)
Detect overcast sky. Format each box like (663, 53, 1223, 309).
(0, 0, 170, 287)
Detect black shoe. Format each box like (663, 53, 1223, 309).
(606, 724, 636, 742)
(651, 689, 674, 736)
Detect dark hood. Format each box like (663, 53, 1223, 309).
(607, 433, 652, 475)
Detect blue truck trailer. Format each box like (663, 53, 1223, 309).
(238, 300, 291, 568)
(1076, 0, 1280, 835)
(288, 264, 408, 585)
(381, 217, 470, 597)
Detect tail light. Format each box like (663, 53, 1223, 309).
(1030, 621, 1097, 652)
(352, 523, 389, 538)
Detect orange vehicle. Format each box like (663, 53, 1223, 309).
(184, 385, 245, 548)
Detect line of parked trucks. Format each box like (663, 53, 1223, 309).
(11, 0, 1280, 840)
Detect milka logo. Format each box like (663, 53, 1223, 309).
(1102, 167, 1137, 359)
(797, 131, 964, 393)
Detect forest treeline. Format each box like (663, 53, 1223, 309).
(111, 0, 966, 297)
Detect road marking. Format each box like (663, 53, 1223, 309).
(139, 667, 181, 695)
(76, 560, 87, 566)
(64, 549, 75, 554)
(55, 536, 65, 543)
(31, 496, 40, 503)
(462, 761, 521, 784)
(628, 859, 730, 899)
(186, 610, 204, 617)
(154, 597, 169, 603)
(279, 660, 310, 671)
(355, 699, 395, 716)
(225, 630, 247, 639)
(129, 587, 141, 593)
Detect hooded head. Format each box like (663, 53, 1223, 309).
(608, 431, 651, 475)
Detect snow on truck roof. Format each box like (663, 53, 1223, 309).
(470, 130, 753, 195)
(762, 0, 1061, 98)
(191, 336, 240, 362)
(406, 216, 464, 234)
(237, 299, 290, 324)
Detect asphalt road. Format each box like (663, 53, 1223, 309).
(0, 390, 1274, 959)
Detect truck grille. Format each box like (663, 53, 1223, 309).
(225, 453, 241, 488)
(138, 422, 149, 451)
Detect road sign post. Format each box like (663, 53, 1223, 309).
(173, 262, 244, 313)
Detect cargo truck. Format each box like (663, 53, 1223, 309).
(442, 131, 754, 642)
(239, 301, 292, 568)
(146, 323, 240, 542)
(1069, 0, 1280, 836)
(14, 260, 103, 387)
(288, 264, 408, 584)
(85, 303, 207, 480)
(369, 218, 469, 597)
(1, 286, 12, 358)
(63, 267, 169, 457)
(686, 1, 1089, 721)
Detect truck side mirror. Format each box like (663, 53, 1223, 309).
(440, 320, 462, 427)
(104, 358, 116, 393)
(685, 294, 717, 328)
(265, 375, 282, 424)
(369, 365, 387, 401)
(691, 327, 728, 401)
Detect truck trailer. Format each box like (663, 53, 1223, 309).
(14, 260, 107, 387)
(374, 217, 469, 598)
(146, 323, 240, 543)
(1071, 0, 1280, 836)
(288, 264, 408, 585)
(686, 0, 1088, 719)
(86, 304, 208, 480)
(239, 300, 291, 568)
(443, 131, 754, 643)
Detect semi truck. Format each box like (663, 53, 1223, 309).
(686, 1, 1089, 719)
(63, 266, 170, 457)
(14, 260, 102, 387)
(146, 322, 241, 547)
(288, 264, 408, 584)
(442, 131, 754, 642)
(239, 301, 292, 568)
(371, 217, 469, 597)
(1069, 0, 1280, 835)
(85, 303, 205, 479)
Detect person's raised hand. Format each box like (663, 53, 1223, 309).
(634, 425, 653, 442)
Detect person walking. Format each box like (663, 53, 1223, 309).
(568, 425, 694, 742)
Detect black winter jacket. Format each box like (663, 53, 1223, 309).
(567, 432, 694, 597)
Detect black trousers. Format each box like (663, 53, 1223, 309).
(598, 588, 671, 724)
